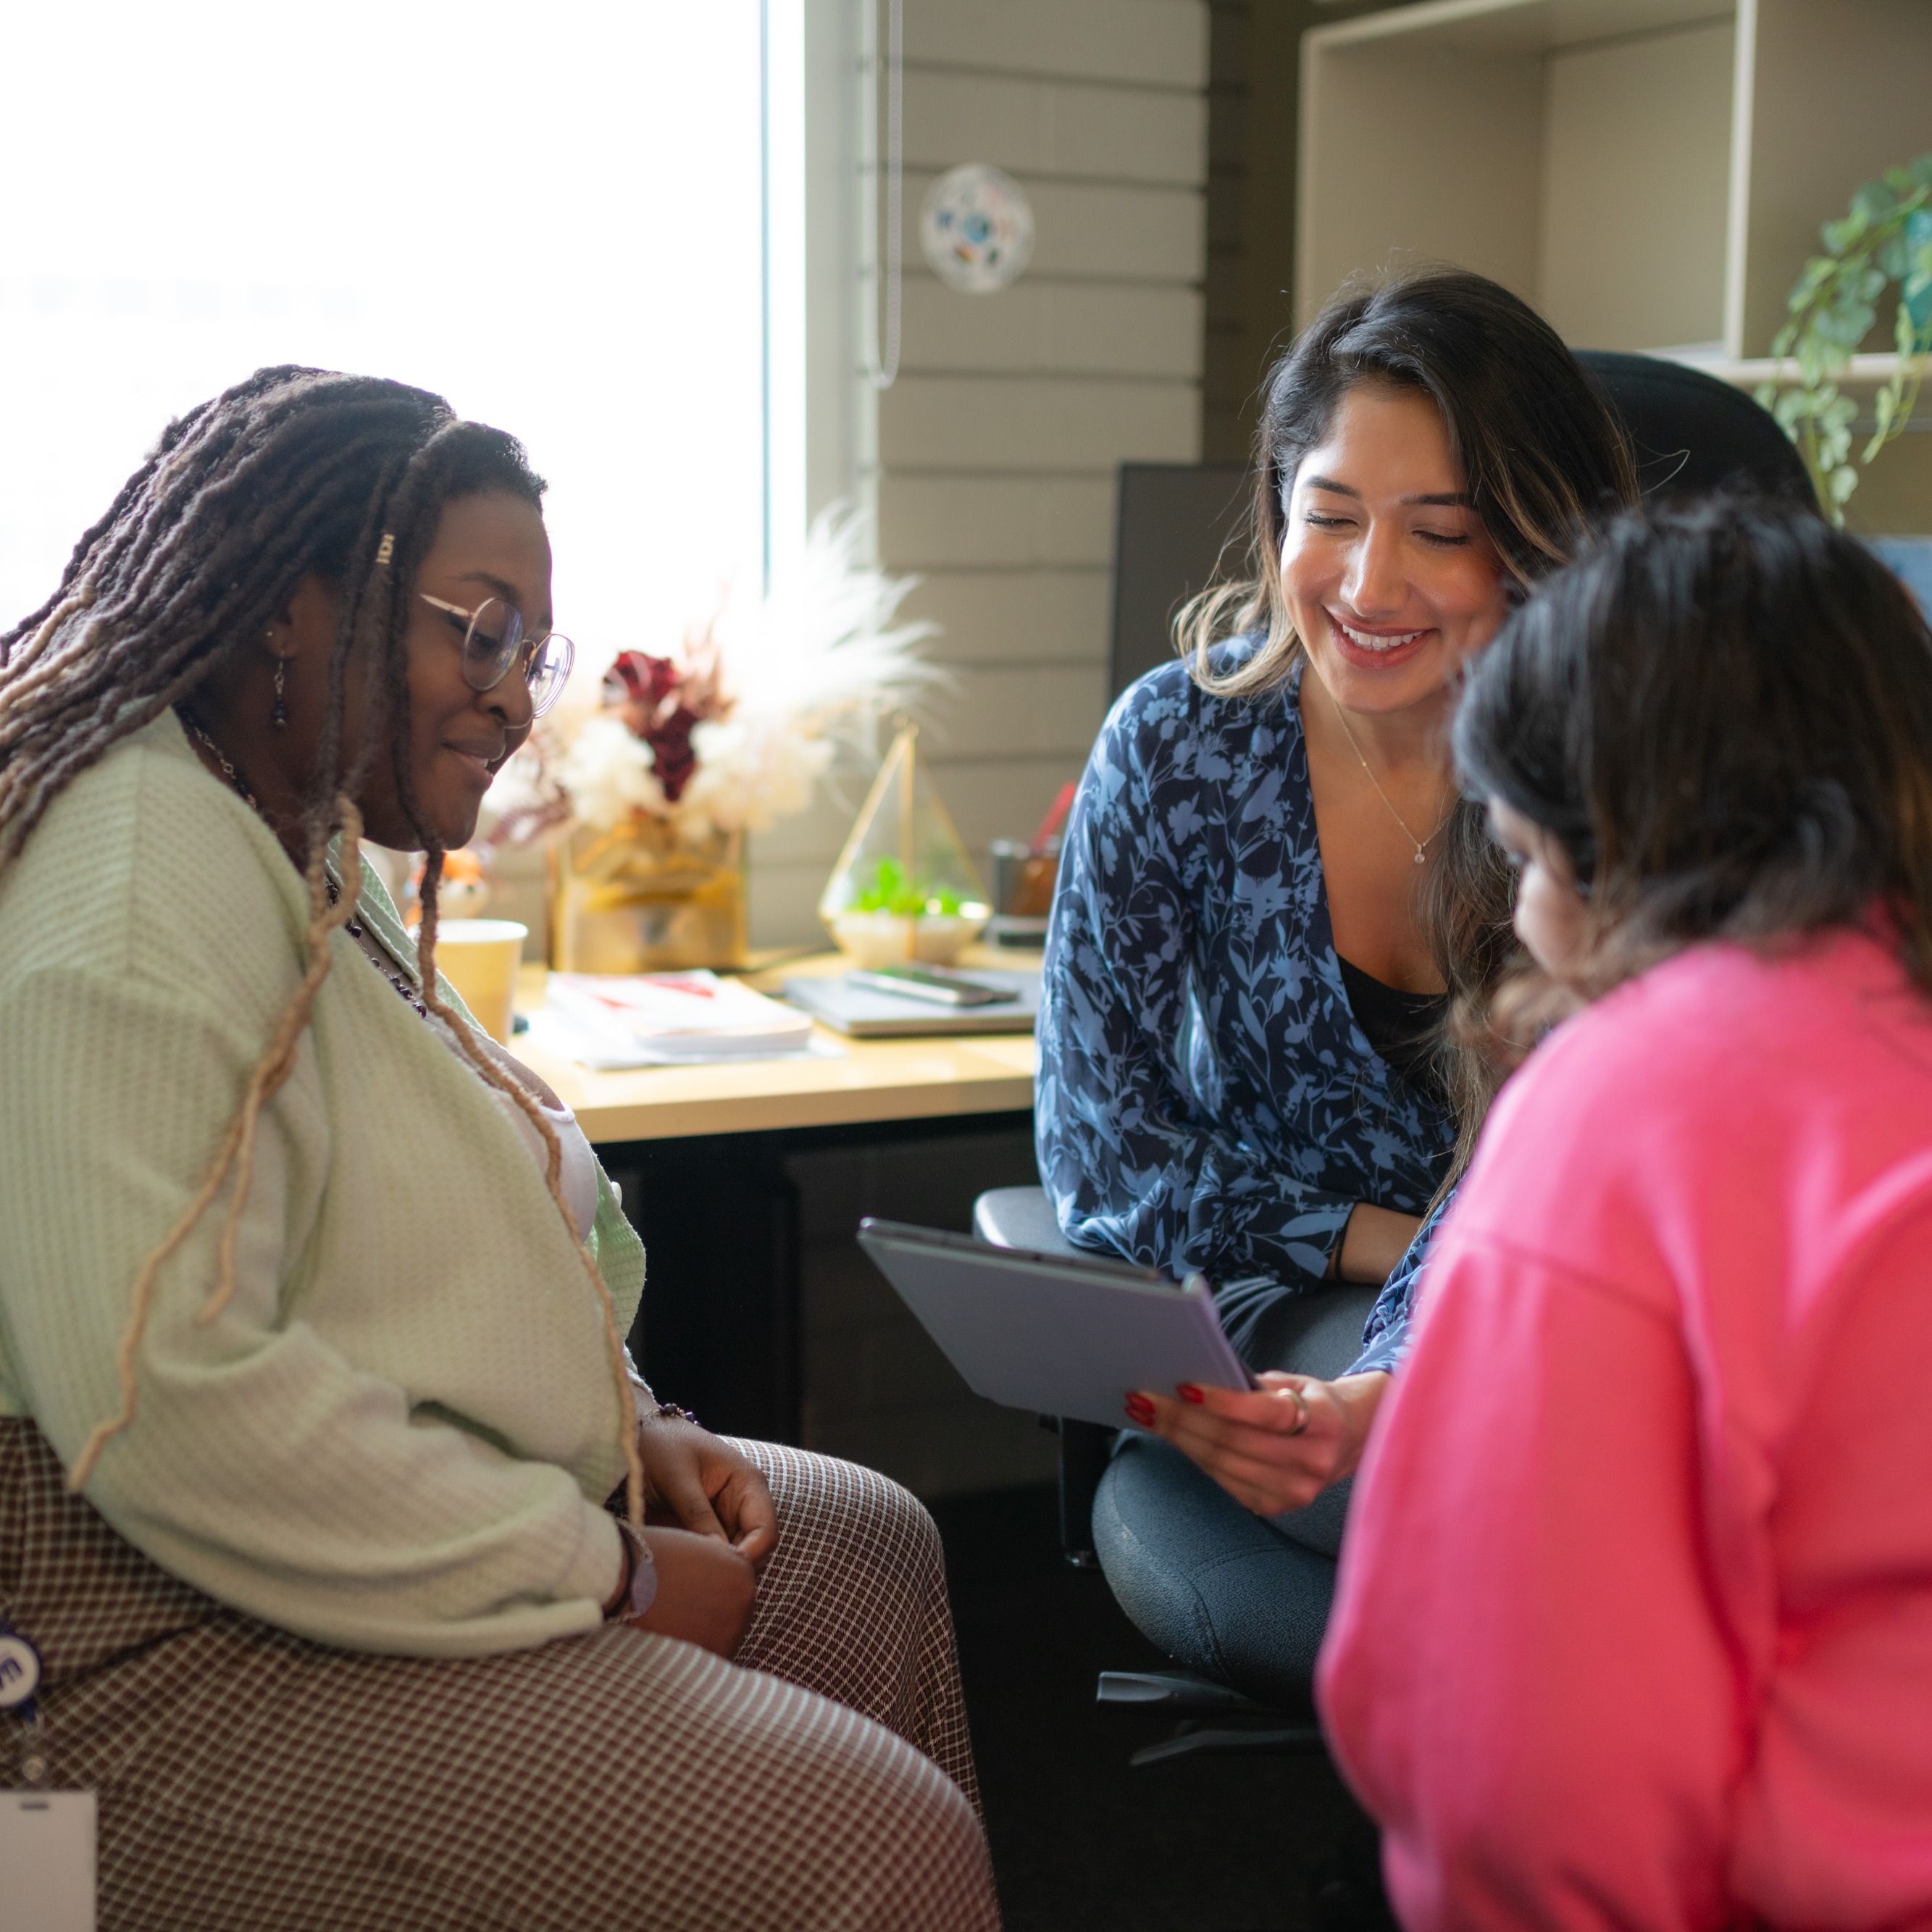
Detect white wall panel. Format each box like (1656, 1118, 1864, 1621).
(875, 475, 1116, 568)
(749, 785, 873, 867)
(919, 663, 1110, 759)
(903, 0, 1208, 89)
(879, 372, 1200, 472)
(899, 567, 1110, 665)
(898, 277, 1203, 377)
(902, 69, 1207, 183)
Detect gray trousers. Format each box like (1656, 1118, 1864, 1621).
(1091, 1278, 1379, 1709)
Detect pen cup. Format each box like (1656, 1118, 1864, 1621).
(990, 840, 1060, 918)
(432, 919, 528, 1044)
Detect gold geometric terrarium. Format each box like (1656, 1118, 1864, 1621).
(819, 725, 990, 967)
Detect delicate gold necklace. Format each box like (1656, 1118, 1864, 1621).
(1323, 688, 1455, 867)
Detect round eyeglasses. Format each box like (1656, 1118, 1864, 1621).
(418, 593, 574, 718)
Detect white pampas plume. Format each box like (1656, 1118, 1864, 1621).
(485, 505, 939, 845)
(714, 505, 942, 729)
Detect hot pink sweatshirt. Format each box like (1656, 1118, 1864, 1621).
(1318, 930, 1932, 1931)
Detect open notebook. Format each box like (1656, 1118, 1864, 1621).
(538, 971, 816, 1068)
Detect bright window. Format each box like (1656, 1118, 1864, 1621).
(0, 1, 766, 681)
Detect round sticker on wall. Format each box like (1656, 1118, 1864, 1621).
(919, 164, 1034, 295)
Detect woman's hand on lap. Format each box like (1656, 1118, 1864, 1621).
(637, 1415, 779, 1570)
(627, 1526, 758, 1656)
(1126, 1371, 1391, 1516)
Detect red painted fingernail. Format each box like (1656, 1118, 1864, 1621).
(1124, 1394, 1154, 1423)
(1178, 1384, 1204, 1405)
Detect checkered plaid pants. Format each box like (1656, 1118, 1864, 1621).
(0, 1418, 999, 1931)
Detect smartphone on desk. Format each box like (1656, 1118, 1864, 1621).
(845, 966, 1020, 1007)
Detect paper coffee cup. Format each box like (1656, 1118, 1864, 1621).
(434, 919, 528, 1045)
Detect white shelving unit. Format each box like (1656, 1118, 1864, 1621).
(1295, 0, 1932, 367)
(1665, 352, 1914, 388)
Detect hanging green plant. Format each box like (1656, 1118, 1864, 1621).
(1754, 152, 1932, 523)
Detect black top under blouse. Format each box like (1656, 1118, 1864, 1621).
(1337, 955, 1448, 1105)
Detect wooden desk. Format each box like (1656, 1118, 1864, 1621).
(511, 953, 1037, 1142)
(514, 950, 1040, 1442)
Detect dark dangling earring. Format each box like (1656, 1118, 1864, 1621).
(271, 656, 288, 731)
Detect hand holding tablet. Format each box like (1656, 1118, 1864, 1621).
(856, 1219, 1255, 1431)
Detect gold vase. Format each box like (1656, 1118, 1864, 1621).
(549, 816, 747, 974)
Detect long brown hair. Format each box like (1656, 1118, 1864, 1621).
(1455, 497, 1932, 1013)
(1178, 270, 1638, 1177)
(0, 368, 645, 1517)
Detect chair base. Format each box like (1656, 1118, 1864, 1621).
(1096, 1668, 1268, 1714)
(1129, 1721, 1326, 1768)
(1098, 1669, 1326, 1766)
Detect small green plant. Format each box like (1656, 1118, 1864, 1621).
(1755, 153, 1932, 523)
(851, 856, 963, 917)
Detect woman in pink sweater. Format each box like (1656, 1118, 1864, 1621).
(1316, 499, 1932, 1930)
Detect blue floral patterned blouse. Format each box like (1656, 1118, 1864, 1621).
(1036, 645, 1451, 1376)
(1353, 1191, 1451, 1376)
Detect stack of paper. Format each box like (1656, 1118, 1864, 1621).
(538, 971, 816, 1069)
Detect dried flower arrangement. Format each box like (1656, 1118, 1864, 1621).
(480, 510, 939, 972)
(489, 509, 937, 847)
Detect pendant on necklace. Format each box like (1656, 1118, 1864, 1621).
(1414, 850, 1426, 866)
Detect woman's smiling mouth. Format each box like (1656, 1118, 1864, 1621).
(1327, 612, 1433, 668)
(443, 742, 502, 786)
(1334, 617, 1424, 652)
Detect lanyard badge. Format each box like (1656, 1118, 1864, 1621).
(2, 1618, 97, 1932)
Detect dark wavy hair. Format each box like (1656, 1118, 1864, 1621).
(1179, 268, 1638, 1174)
(1455, 496, 1932, 1015)
(1181, 269, 1637, 695)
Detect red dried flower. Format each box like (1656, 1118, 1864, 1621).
(602, 639, 731, 805)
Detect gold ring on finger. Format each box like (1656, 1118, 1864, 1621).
(1285, 1387, 1311, 1436)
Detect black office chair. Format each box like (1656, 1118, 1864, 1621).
(1576, 350, 1815, 507)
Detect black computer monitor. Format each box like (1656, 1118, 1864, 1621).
(1108, 462, 1252, 700)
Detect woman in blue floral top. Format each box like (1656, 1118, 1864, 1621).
(1037, 270, 1636, 1702)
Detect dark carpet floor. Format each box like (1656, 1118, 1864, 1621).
(929, 1483, 1397, 1932)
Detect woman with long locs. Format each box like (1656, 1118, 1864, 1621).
(0, 368, 1000, 1931)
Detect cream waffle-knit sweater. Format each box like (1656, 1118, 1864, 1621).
(0, 711, 641, 1657)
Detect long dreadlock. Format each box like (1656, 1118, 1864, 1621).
(0, 367, 645, 1524)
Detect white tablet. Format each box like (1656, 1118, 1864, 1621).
(856, 1218, 1255, 1429)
